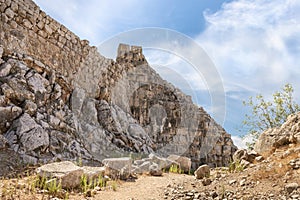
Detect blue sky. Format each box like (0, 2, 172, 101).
(34, 0, 300, 148)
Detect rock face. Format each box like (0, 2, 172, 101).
(0, 0, 237, 170)
(254, 112, 300, 154)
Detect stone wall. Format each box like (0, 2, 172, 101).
(0, 0, 237, 169)
(0, 0, 110, 98)
(108, 44, 237, 168)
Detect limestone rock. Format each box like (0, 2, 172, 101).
(132, 161, 152, 174)
(27, 72, 49, 94)
(149, 163, 163, 176)
(24, 100, 37, 115)
(285, 183, 299, 193)
(194, 164, 210, 179)
(254, 112, 300, 154)
(0, 134, 8, 149)
(233, 149, 259, 164)
(201, 177, 212, 186)
(148, 153, 176, 170)
(81, 166, 106, 180)
(102, 157, 132, 180)
(36, 161, 84, 189)
(0, 62, 12, 77)
(5, 113, 49, 153)
(0, 46, 3, 57)
(0, 106, 22, 129)
(167, 154, 191, 173)
(0, 0, 237, 171)
(289, 158, 300, 170)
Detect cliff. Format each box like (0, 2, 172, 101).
(0, 0, 237, 169)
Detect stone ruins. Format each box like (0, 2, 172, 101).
(0, 0, 237, 169)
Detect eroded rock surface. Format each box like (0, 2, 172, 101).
(254, 112, 300, 154)
(0, 0, 237, 171)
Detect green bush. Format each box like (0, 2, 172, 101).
(242, 83, 300, 148)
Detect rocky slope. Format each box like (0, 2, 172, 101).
(0, 0, 236, 170)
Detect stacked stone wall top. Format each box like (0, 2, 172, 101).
(0, 0, 100, 90)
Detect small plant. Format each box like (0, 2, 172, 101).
(97, 174, 106, 188)
(80, 174, 107, 196)
(64, 191, 69, 200)
(228, 160, 244, 173)
(47, 178, 62, 195)
(219, 183, 226, 199)
(77, 156, 83, 167)
(169, 164, 184, 174)
(34, 175, 63, 198)
(111, 181, 117, 191)
(80, 174, 89, 194)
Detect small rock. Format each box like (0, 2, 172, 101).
(229, 180, 236, 185)
(0, 134, 9, 149)
(255, 156, 264, 162)
(149, 163, 162, 176)
(239, 179, 246, 186)
(194, 164, 210, 179)
(201, 178, 212, 186)
(285, 183, 299, 193)
(0, 63, 12, 77)
(210, 191, 218, 198)
(186, 192, 194, 196)
(85, 189, 96, 197)
(233, 149, 248, 162)
(0, 46, 3, 57)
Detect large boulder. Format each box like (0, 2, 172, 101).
(102, 157, 132, 180)
(194, 164, 210, 179)
(36, 161, 84, 189)
(131, 153, 179, 175)
(254, 113, 300, 154)
(36, 161, 106, 189)
(167, 154, 191, 173)
(81, 166, 106, 180)
(132, 161, 152, 174)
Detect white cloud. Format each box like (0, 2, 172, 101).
(231, 135, 254, 149)
(198, 0, 300, 98)
(34, 0, 142, 45)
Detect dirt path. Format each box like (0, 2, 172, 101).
(87, 173, 194, 200)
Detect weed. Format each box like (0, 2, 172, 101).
(64, 191, 69, 200)
(34, 175, 64, 198)
(80, 174, 89, 194)
(47, 178, 62, 195)
(80, 174, 107, 196)
(111, 181, 117, 191)
(169, 164, 184, 174)
(220, 183, 226, 199)
(97, 174, 106, 187)
(228, 160, 244, 173)
(77, 156, 83, 167)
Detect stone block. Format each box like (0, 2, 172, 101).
(36, 161, 84, 189)
(102, 157, 132, 180)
